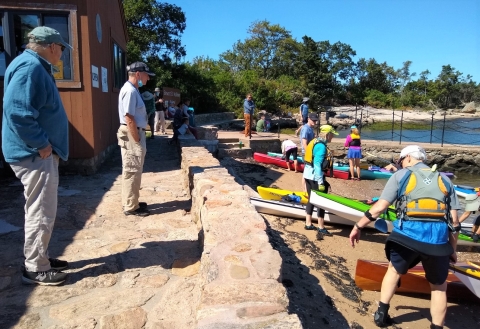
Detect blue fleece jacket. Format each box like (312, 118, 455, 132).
(2, 50, 69, 162)
(244, 99, 255, 114)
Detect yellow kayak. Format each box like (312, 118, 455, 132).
(449, 263, 480, 298)
(257, 186, 309, 204)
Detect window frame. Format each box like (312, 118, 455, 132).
(112, 39, 126, 91)
(0, 2, 80, 88)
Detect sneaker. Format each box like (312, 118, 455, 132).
(317, 228, 333, 236)
(49, 258, 68, 271)
(473, 234, 479, 243)
(22, 269, 67, 286)
(305, 225, 316, 230)
(124, 208, 150, 217)
(373, 310, 394, 327)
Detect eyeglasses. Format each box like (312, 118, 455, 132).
(56, 44, 66, 52)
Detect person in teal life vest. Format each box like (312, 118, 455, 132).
(344, 125, 362, 180)
(349, 145, 461, 329)
(302, 124, 338, 236)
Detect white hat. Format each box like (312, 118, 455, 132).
(302, 97, 310, 102)
(465, 193, 480, 211)
(399, 145, 427, 160)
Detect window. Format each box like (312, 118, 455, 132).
(0, 4, 80, 88)
(113, 42, 126, 89)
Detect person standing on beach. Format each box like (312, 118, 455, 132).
(295, 97, 310, 136)
(2, 26, 72, 285)
(344, 125, 362, 180)
(154, 87, 166, 134)
(243, 94, 255, 137)
(117, 62, 155, 217)
(299, 113, 318, 191)
(349, 145, 461, 329)
(302, 125, 338, 236)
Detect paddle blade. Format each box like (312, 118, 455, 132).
(374, 219, 389, 233)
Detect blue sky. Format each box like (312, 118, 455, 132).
(168, 0, 479, 82)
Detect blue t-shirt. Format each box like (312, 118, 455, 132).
(300, 103, 308, 119)
(299, 125, 314, 152)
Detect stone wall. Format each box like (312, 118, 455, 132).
(195, 112, 236, 126)
(180, 143, 302, 328)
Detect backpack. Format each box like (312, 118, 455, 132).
(395, 166, 452, 222)
(303, 138, 333, 172)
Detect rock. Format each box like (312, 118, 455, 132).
(15, 313, 41, 329)
(98, 307, 147, 329)
(462, 101, 476, 113)
(229, 265, 250, 279)
(48, 318, 97, 329)
(172, 258, 200, 277)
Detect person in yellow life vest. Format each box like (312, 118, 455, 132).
(344, 125, 362, 180)
(302, 124, 338, 236)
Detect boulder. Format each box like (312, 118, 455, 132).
(461, 101, 476, 113)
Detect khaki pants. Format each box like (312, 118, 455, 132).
(244, 113, 252, 137)
(155, 111, 165, 133)
(10, 154, 60, 272)
(117, 125, 147, 212)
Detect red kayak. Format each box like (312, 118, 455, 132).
(253, 153, 349, 180)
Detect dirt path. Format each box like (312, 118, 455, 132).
(222, 157, 480, 329)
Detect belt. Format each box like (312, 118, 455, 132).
(121, 124, 145, 131)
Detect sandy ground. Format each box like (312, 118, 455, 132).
(221, 157, 480, 329)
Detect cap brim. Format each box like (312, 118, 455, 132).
(332, 131, 339, 135)
(60, 41, 73, 50)
(146, 71, 155, 76)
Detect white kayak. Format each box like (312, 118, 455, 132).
(449, 263, 480, 298)
(250, 197, 379, 229)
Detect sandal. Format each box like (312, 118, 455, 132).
(304, 225, 316, 230)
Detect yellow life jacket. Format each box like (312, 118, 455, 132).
(349, 133, 361, 147)
(303, 138, 333, 172)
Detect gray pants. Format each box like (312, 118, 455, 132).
(10, 155, 59, 272)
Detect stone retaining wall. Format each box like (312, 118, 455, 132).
(195, 112, 235, 126)
(179, 141, 302, 328)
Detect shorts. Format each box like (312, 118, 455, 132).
(388, 242, 449, 285)
(474, 215, 480, 226)
(285, 147, 298, 161)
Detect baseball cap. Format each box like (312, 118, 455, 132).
(320, 124, 339, 135)
(351, 125, 357, 129)
(127, 62, 155, 76)
(308, 113, 319, 121)
(396, 145, 427, 164)
(465, 193, 480, 212)
(28, 26, 73, 50)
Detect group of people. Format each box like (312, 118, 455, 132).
(0, 25, 476, 328)
(280, 95, 477, 329)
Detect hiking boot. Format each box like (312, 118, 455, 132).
(139, 202, 148, 210)
(124, 208, 150, 217)
(317, 228, 333, 236)
(374, 310, 394, 327)
(49, 258, 68, 271)
(473, 234, 479, 243)
(22, 269, 67, 286)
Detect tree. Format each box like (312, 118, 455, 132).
(123, 0, 187, 62)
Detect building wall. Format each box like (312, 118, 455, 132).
(0, 0, 127, 175)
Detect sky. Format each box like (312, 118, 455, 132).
(167, 0, 480, 82)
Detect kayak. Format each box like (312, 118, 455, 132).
(267, 152, 369, 169)
(454, 185, 478, 198)
(449, 263, 480, 298)
(257, 186, 309, 204)
(310, 191, 477, 246)
(253, 153, 350, 179)
(333, 162, 392, 180)
(250, 197, 384, 230)
(355, 259, 479, 301)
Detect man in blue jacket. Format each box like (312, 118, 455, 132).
(243, 94, 255, 137)
(2, 26, 72, 285)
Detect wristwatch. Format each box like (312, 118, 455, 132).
(355, 223, 363, 230)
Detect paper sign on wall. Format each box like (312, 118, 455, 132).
(101, 67, 108, 92)
(91, 65, 99, 88)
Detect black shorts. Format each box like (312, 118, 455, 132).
(285, 147, 298, 161)
(388, 242, 450, 285)
(474, 215, 480, 226)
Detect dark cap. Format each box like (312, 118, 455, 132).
(28, 26, 73, 50)
(127, 62, 155, 76)
(308, 113, 319, 121)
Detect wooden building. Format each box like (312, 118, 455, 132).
(0, 0, 128, 175)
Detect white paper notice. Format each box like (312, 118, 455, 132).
(92, 65, 99, 88)
(101, 67, 108, 92)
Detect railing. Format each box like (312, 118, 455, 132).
(329, 106, 480, 147)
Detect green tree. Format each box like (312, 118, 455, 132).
(123, 0, 187, 62)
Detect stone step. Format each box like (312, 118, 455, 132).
(218, 142, 244, 149)
(218, 137, 239, 143)
(217, 147, 252, 159)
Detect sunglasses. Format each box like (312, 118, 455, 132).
(56, 43, 66, 52)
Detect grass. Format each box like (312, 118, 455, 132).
(361, 121, 432, 131)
